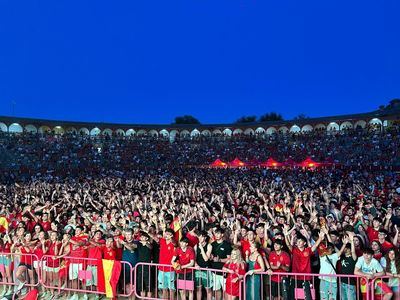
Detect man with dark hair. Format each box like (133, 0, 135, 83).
(210, 227, 232, 300)
(355, 247, 392, 300)
(286, 230, 324, 300)
(172, 237, 195, 300)
(194, 231, 213, 300)
(269, 239, 291, 300)
(157, 227, 177, 299)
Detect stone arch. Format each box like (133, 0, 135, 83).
(301, 124, 313, 132)
(160, 129, 169, 138)
(180, 130, 190, 137)
(126, 129, 136, 136)
(115, 129, 125, 136)
(255, 127, 265, 134)
(212, 129, 222, 136)
(201, 130, 211, 137)
(8, 123, 23, 133)
(223, 128, 232, 136)
(191, 129, 200, 137)
(266, 127, 277, 135)
(315, 123, 326, 131)
(137, 129, 147, 136)
(354, 120, 367, 129)
(244, 128, 255, 135)
(39, 126, 52, 134)
(233, 129, 243, 136)
(0, 122, 7, 132)
(90, 127, 101, 136)
(289, 125, 301, 133)
(340, 121, 353, 130)
(148, 129, 158, 137)
(53, 126, 65, 135)
(66, 127, 78, 134)
(24, 124, 37, 133)
(102, 128, 113, 136)
(278, 126, 289, 134)
(327, 122, 339, 131)
(79, 127, 90, 135)
(369, 118, 383, 126)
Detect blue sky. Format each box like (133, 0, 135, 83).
(0, 0, 399, 124)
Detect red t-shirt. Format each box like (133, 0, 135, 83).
(47, 241, 61, 267)
(40, 221, 51, 232)
(174, 247, 195, 274)
(87, 240, 105, 265)
(103, 247, 117, 260)
(380, 240, 394, 254)
(269, 251, 291, 282)
(367, 227, 379, 243)
(33, 240, 50, 260)
(186, 232, 199, 248)
(158, 238, 176, 272)
(69, 244, 88, 264)
(240, 240, 251, 257)
(291, 247, 312, 280)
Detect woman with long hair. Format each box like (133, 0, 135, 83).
(245, 242, 266, 300)
(382, 248, 400, 298)
(13, 232, 35, 292)
(222, 247, 246, 300)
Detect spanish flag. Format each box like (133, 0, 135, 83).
(0, 217, 9, 233)
(97, 259, 122, 299)
(170, 216, 182, 241)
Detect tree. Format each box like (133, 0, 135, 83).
(173, 115, 200, 125)
(259, 112, 283, 122)
(294, 113, 309, 120)
(387, 99, 400, 109)
(235, 115, 257, 124)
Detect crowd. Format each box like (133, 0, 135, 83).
(0, 128, 399, 299)
(0, 126, 400, 182)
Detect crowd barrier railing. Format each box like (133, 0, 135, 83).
(1, 253, 398, 300)
(38, 255, 134, 298)
(242, 271, 370, 300)
(0, 252, 40, 296)
(134, 262, 242, 300)
(370, 275, 399, 300)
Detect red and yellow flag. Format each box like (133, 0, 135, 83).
(170, 217, 182, 241)
(97, 259, 122, 299)
(0, 217, 9, 233)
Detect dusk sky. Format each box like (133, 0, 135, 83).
(0, 0, 399, 124)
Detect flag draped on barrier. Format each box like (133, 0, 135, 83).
(97, 259, 122, 299)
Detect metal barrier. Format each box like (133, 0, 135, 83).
(370, 276, 398, 300)
(0, 252, 40, 297)
(242, 271, 369, 300)
(2, 252, 398, 300)
(39, 255, 134, 298)
(134, 262, 243, 300)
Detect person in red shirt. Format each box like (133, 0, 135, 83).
(172, 237, 195, 300)
(186, 222, 199, 248)
(44, 231, 61, 299)
(14, 232, 35, 292)
(286, 230, 324, 299)
(222, 248, 246, 300)
(365, 217, 382, 243)
(269, 239, 291, 300)
(377, 229, 394, 255)
(68, 226, 89, 293)
(86, 230, 105, 291)
(157, 227, 177, 299)
(103, 236, 116, 260)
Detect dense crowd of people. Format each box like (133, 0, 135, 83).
(1, 126, 399, 182)
(0, 127, 399, 299)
